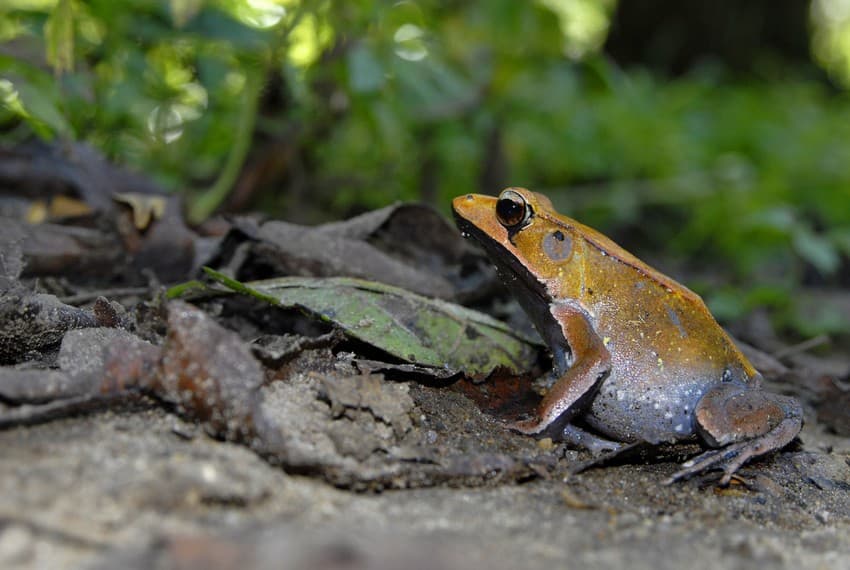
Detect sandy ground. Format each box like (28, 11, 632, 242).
(0, 374, 847, 570)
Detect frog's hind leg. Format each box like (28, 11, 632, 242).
(665, 383, 802, 485)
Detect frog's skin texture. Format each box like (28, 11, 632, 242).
(452, 188, 802, 484)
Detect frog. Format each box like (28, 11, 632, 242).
(452, 187, 802, 484)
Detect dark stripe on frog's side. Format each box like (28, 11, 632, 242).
(453, 213, 570, 374)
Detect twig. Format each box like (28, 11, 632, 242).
(59, 286, 151, 305)
(188, 66, 265, 224)
(771, 334, 831, 360)
(0, 393, 128, 430)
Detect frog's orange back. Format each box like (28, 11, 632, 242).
(518, 189, 757, 380)
(529, 191, 702, 306)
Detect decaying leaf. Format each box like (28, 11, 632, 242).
(204, 269, 541, 379)
(0, 142, 197, 282)
(205, 202, 498, 301)
(26, 195, 93, 223)
(113, 192, 167, 230)
(0, 292, 100, 364)
(0, 302, 285, 447)
(154, 301, 282, 446)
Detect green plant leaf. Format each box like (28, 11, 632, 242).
(347, 43, 384, 94)
(204, 269, 541, 378)
(792, 225, 840, 276)
(170, 0, 204, 27)
(0, 64, 74, 140)
(45, 0, 75, 75)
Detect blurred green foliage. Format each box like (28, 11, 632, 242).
(1, 0, 849, 335)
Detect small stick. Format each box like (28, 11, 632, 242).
(771, 334, 830, 360)
(0, 393, 132, 429)
(59, 287, 151, 305)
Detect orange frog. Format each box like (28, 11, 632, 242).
(453, 188, 802, 484)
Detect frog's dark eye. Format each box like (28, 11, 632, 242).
(496, 189, 531, 228)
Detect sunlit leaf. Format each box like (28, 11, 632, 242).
(0, 71, 73, 140)
(171, 0, 204, 27)
(288, 12, 333, 68)
(112, 193, 167, 230)
(44, 0, 75, 74)
(538, 0, 616, 58)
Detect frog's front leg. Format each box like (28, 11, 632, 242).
(666, 382, 802, 485)
(511, 303, 612, 436)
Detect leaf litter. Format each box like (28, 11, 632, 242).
(0, 141, 848, 569)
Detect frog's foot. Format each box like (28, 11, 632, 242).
(570, 440, 649, 474)
(508, 416, 628, 470)
(665, 383, 803, 485)
(507, 418, 624, 455)
(506, 416, 548, 436)
(561, 424, 624, 456)
(665, 417, 800, 485)
(563, 424, 645, 476)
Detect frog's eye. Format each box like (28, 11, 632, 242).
(496, 189, 532, 228)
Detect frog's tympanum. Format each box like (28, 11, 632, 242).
(453, 188, 802, 484)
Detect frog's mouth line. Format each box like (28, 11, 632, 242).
(453, 209, 554, 315)
(453, 212, 545, 294)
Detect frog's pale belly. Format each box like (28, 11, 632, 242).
(581, 357, 719, 444)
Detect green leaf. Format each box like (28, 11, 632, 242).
(170, 0, 204, 27)
(14, 80, 73, 139)
(829, 227, 850, 256)
(347, 44, 384, 94)
(165, 279, 210, 299)
(0, 57, 74, 140)
(792, 225, 840, 276)
(45, 0, 75, 75)
(788, 290, 850, 336)
(204, 269, 541, 378)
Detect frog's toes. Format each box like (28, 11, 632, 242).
(570, 439, 645, 475)
(664, 436, 779, 485)
(586, 440, 624, 456)
(669, 384, 803, 485)
(561, 424, 624, 456)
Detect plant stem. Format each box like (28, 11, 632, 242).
(188, 66, 264, 224)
